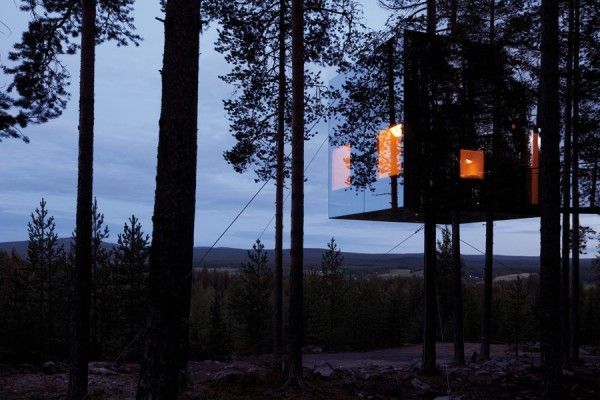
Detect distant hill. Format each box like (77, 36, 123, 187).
(1, 239, 597, 282)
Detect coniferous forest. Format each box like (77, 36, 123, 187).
(1, 0, 600, 399)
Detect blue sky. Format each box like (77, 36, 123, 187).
(0, 1, 598, 256)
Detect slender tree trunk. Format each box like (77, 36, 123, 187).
(449, 0, 466, 367)
(136, 0, 200, 398)
(570, 0, 581, 363)
(539, 0, 562, 395)
(481, 213, 493, 360)
(68, 0, 96, 398)
(387, 38, 398, 209)
(39, 238, 46, 357)
(481, 0, 495, 363)
(590, 161, 598, 207)
(48, 262, 54, 358)
(273, 0, 286, 368)
(422, 211, 437, 373)
(450, 0, 458, 33)
(452, 210, 465, 365)
(561, 0, 574, 367)
(421, 0, 438, 375)
(91, 256, 98, 359)
(285, 0, 305, 387)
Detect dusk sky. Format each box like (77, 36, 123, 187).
(1, 1, 598, 256)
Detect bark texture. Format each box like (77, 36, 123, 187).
(481, 0, 495, 363)
(387, 38, 398, 209)
(68, 1, 96, 398)
(285, 0, 305, 386)
(539, 0, 562, 395)
(481, 213, 493, 360)
(422, 211, 437, 374)
(421, 0, 438, 375)
(452, 211, 465, 366)
(273, 0, 286, 367)
(561, 0, 574, 367)
(570, 0, 581, 363)
(136, 0, 200, 398)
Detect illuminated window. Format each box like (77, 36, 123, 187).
(331, 144, 351, 190)
(459, 149, 485, 180)
(378, 125, 402, 179)
(388, 123, 403, 138)
(530, 129, 540, 205)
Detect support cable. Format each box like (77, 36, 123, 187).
(435, 224, 527, 273)
(385, 225, 424, 254)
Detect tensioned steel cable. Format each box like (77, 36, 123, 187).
(196, 107, 330, 269)
(385, 225, 424, 254)
(257, 133, 329, 241)
(435, 224, 527, 273)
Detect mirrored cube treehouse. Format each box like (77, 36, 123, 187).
(329, 30, 540, 224)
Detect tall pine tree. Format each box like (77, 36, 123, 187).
(6, 2, 140, 397)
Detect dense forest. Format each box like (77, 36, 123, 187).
(1, 201, 599, 364)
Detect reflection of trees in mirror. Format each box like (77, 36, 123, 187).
(329, 32, 403, 192)
(331, 29, 536, 218)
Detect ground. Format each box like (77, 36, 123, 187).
(1, 344, 599, 399)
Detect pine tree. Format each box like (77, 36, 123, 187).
(113, 215, 149, 342)
(137, 0, 202, 397)
(286, 0, 306, 388)
(321, 237, 345, 350)
(539, 0, 562, 394)
(331, 0, 439, 374)
(230, 240, 273, 354)
(208, 289, 230, 360)
(5, 3, 140, 397)
(27, 198, 65, 359)
(505, 276, 533, 359)
(0, 250, 33, 360)
(88, 199, 111, 359)
(208, 0, 362, 363)
(435, 227, 455, 341)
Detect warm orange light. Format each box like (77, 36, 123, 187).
(378, 128, 402, 179)
(331, 144, 351, 190)
(531, 130, 539, 205)
(459, 149, 484, 180)
(389, 123, 403, 138)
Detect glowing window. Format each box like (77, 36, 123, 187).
(378, 126, 402, 179)
(459, 149, 485, 180)
(530, 129, 540, 205)
(331, 144, 351, 190)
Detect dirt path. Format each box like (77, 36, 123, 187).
(1, 344, 599, 399)
(305, 342, 600, 369)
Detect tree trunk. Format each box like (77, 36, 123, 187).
(91, 253, 99, 359)
(539, 0, 562, 395)
(561, 0, 574, 367)
(590, 161, 597, 207)
(570, 0, 581, 363)
(387, 38, 398, 209)
(450, 0, 458, 33)
(421, 0, 438, 376)
(452, 210, 465, 365)
(422, 210, 437, 373)
(481, 0, 495, 363)
(273, 0, 286, 369)
(136, 0, 200, 398)
(68, 0, 96, 398)
(285, 0, 305, 388)
(481, 213, 493, 360)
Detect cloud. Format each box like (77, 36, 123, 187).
(1, 2, 598, 258)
